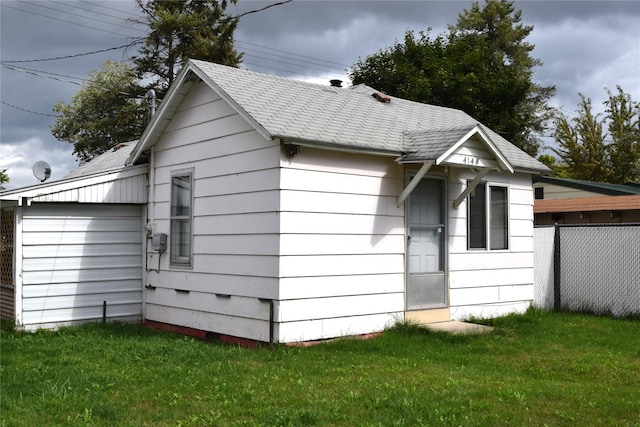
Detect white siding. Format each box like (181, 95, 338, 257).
(20, 204, 143, 330)
(27, 166, 147, 204)
(448, 169, 534, 320)
(533, 182, 606, 200)
(145, 81, 280, 342)
(277, 148, 405, 342)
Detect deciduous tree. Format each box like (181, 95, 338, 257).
(51, 61, 148, 162)
(350, 0, 555, 156)
(0, 169, 8, 190)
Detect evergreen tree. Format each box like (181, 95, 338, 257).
(133, 0, 242, 94)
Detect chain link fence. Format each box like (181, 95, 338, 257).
(534, 224, 640, 317)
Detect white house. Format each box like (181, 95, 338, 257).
(1, 60, 549, 343)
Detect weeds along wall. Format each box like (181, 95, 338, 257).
(534, 224, 640, 317)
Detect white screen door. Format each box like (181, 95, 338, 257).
(407, 176, 447, 309)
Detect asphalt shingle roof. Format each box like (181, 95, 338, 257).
(132, 60, 549, 173)
(65, 142, 136, 179)
(399, 125, 478, 162)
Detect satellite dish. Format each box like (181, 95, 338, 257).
(32, 161, 52, 183)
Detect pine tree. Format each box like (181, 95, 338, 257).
(133, 0, 242, 94)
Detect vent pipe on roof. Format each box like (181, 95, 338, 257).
(146, 89, 157, 117)
(329, 79, 342, 88)
(372, 92, 391, 103)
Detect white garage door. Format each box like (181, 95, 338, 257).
(21, 204, 143, 329)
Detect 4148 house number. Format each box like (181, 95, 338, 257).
(462, 156, 480, 165)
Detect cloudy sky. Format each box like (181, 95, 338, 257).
(1, 0, 639, 189)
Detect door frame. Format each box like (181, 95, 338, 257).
(404, 171, 450, 320)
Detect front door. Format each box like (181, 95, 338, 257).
(406, 176, 447, 310)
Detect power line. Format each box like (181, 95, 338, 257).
(2, 1, 351, 85)
(78, 0, 141, 19)
(235, 40, 351, 68)
(235, 0, 294, 19)
(1, 63, 85, 85)
(0, 3, 133, 38)
(4, 1, 347, 74)
(240, 46, 346, 73)
(26, 1, 137, 33)
(1, 101, 58, 117)
(1, 42, 143, 64)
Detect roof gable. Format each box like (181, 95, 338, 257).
(399, 125, 514, 172)
(128, 60, 549, 174)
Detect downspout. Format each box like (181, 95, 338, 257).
(260, 298, 274, 345)
(148, 145, 156, 222)
(146, 90, 157, 118)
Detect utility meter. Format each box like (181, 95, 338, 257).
(151, 233, 167, 254)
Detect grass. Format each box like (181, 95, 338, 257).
(1, 308, 639, 426)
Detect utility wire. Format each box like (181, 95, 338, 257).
(78, 0, 141, 19)
(24, 1, 139, 34)
(52, 0, 145, 29)
(235, 0, 294, 19)
(1, 101, 58, 117)
(235, 40, 351, 68)
(3, 2, 347, 75)
(1, 42, 143, 64)
(0, 3, 133, 38)
(1, 63, 85, 85)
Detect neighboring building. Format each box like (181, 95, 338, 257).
(533, 176, 640, 200)
(2, 60, 550, 343)
(533, 176, 640, 225)
(535, 194, 640, 225)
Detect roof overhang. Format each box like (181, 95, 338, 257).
(0, 164, 147, 204)
(281, 138, 400, 158)
(398, 125, 514, 174)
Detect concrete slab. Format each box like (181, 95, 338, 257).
(425, 321, 493, 335)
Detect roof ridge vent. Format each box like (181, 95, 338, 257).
(372, 92, 391, 103)
(329, 79, 343, 88)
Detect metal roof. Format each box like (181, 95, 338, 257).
(128, 60, 549, 174)
(534, 194, 640, 213)
(0, 142, 146, 203)
(534, 176, 640, 196)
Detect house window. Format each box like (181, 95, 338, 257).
(170, 171, 193, 266)
(534, 187, 544, 200)
(468, 182, 509, 250)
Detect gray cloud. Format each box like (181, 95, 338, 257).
(2, 0, 639, 189)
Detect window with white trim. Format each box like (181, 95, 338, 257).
(468, 182, 508, 250)
(170, 171, 193, 266)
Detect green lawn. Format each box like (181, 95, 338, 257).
(1, 309, 639, 426)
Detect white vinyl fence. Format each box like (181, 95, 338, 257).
(534, 224, 640, 317)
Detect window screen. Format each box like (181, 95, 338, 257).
(468, 181, 508, 250)
(170, 172, 193, 266)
